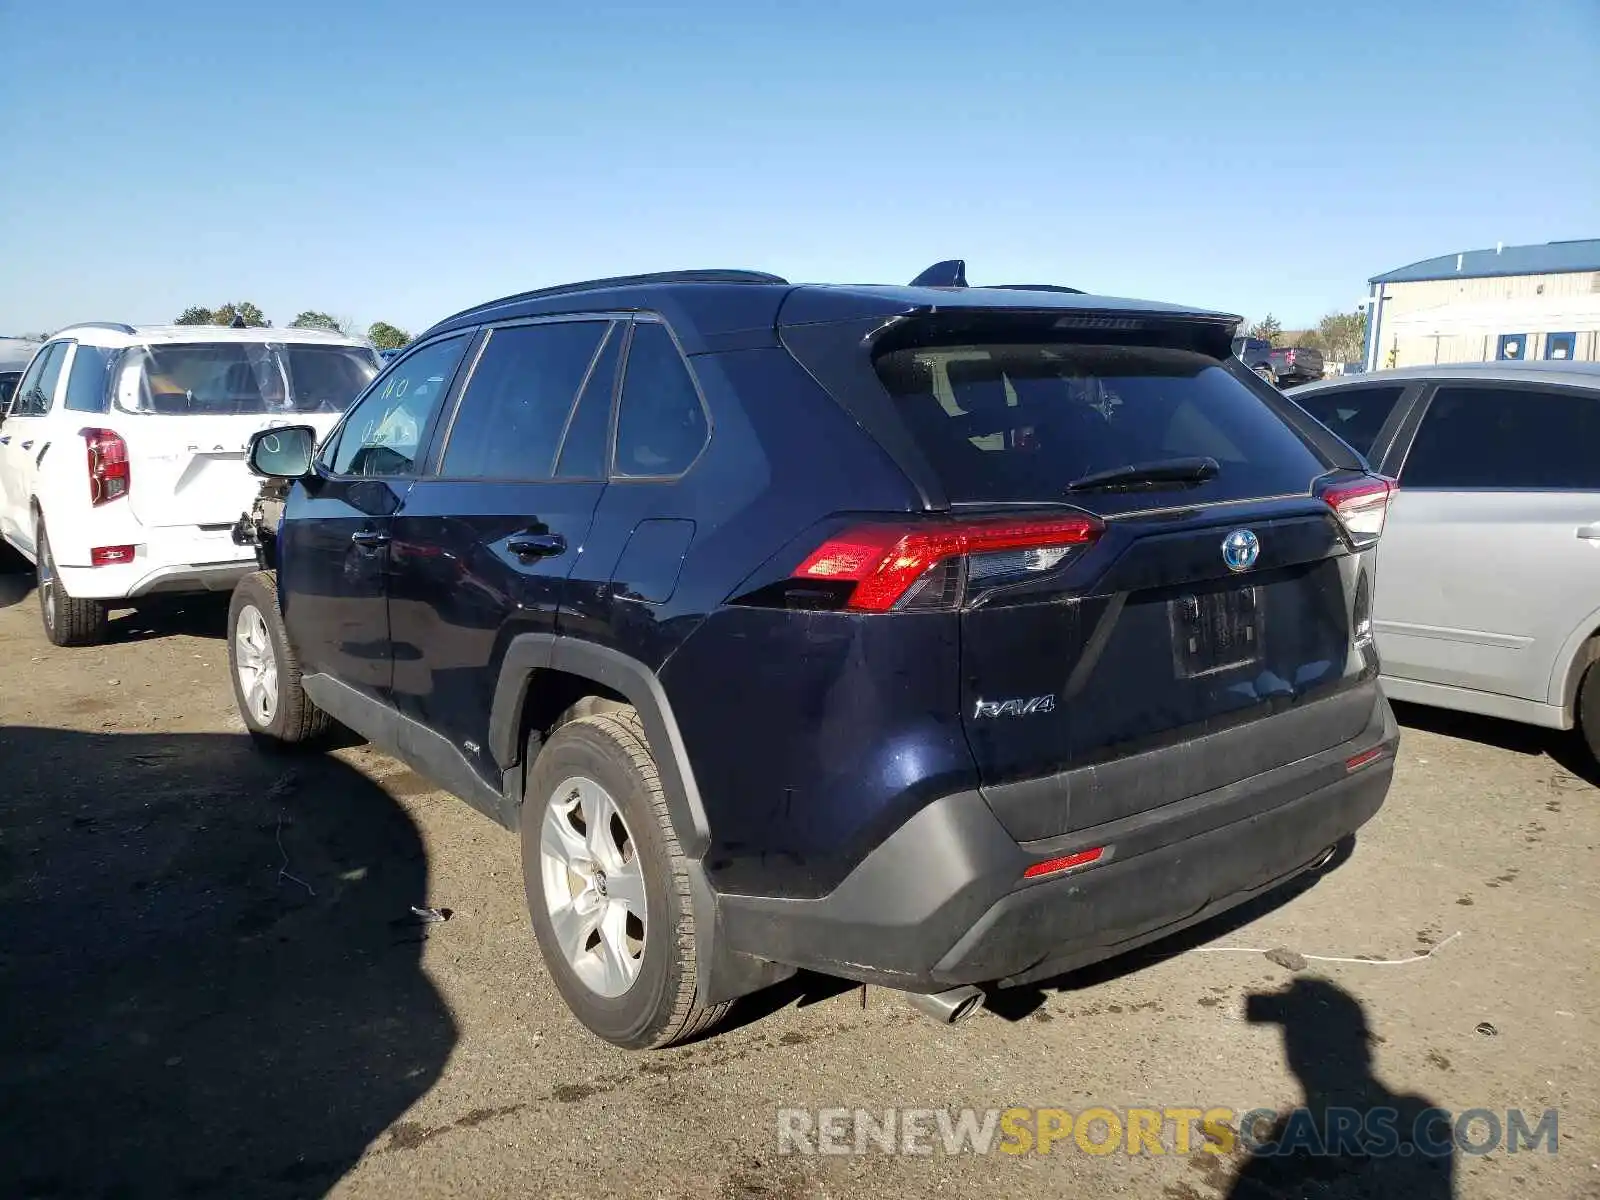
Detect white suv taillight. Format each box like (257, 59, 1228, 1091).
(82, 428, 130, 506)
(1320, 475, 1395, 549)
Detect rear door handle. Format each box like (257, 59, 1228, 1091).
(350, 529, 391, 548)
(0, 435, 9, 445)
(19, 440, 32, 451)
(1578, 523, 1600, 541)
(506, 531, 566, 560)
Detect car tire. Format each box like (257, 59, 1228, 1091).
(37, 519, 108, 647)
(1578, 659, 1600, 766)
(228, 570, 330, 748)
(521, 707, 730, 1049)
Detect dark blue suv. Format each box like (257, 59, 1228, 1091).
(229, 263, 1399, 1048)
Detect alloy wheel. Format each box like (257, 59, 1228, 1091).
(539, 775, 648, 998)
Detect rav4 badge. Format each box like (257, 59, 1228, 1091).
(973, 695, 1057, 719)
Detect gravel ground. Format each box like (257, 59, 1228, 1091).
(1, 561, 1595, 1199)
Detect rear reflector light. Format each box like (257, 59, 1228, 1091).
(1023, 846, 1104, 879)
(1345, 746, 1386, 772)
(1320, 475, 1395, 548)
(794, 515, 1103, 612)
(82, 428, 130, 506)
(90, 544, 136, 566)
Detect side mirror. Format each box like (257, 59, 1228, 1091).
(248, 425, 317, 478)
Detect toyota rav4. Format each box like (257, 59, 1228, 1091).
(229, 262, 1398, 1048)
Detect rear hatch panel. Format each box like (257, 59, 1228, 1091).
(959, 501, 1370, 837)
(778, 295, 1375, 843)
(123, 414, 342, 529)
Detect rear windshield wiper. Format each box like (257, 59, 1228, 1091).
(1064, 456, 1220, 494)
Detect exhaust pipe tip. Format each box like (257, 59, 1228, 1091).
(1309, 844, 1339, 872)
(906, 985, 986, 1025)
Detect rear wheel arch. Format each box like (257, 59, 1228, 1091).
(489, 636, 788, 1005)
(1551, 610, 1600, 720)
(490, 635, 710, 855)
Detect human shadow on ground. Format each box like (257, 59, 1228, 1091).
(1226, 977, 1455, 1199)
(0, 725, 456, 1199)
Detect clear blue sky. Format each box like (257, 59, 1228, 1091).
(2, 0, 1595, 337)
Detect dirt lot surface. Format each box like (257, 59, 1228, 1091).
(1, 561, 1596, 1200)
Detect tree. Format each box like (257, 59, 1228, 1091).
(368, 322, 411, 351)
(174, 305, 215, 325)
(213, 301, 269, 328)
(1314, 310, 1368, 363)
(1248, 314, 1282, 346)
(289, 311, 346, 333)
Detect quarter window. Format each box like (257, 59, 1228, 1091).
(1402, 385, 1600, 490)
(64, 346, 117, 414)
(1292, 385, 1405, 459)
(329, 336, 468, 477)
(441, 321, 607, 480)
(613, 322, 708, 477)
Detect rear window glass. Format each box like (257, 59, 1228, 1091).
(873, 342, 1325, 504)
(113, 342, 378, 416)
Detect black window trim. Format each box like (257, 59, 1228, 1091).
(316, 329, 480, 483)
(1390, 377, 1600, 491)
(428, 314, 617, 484)
(608, 314, 715, 483)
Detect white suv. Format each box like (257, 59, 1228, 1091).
(0, 322, 379, 645)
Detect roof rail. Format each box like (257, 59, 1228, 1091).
(447, 269, 788, 323)
(57, 321, 138, 336)
(986, 283, 1086, 295)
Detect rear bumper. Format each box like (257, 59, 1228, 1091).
(58, 525, 254, 600)
(718, 692, 1396, 992)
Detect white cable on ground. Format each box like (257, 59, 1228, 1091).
(276, 811, 316, 897)
(1188, 929, 1462, 965)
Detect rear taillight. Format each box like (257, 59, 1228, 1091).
(793, 514, 1103, 612)
(82, 428, 130, 506)
(1319, 475, 1395, 549)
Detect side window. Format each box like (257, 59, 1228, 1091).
(64, 346, 117, 414)
(554, 323, 622, 479)
(613, 322, 708, 478)
(329, 335, 468, 477)
(13, 342, 68, 417)
(440, 321, 606, 479)
(1292, 385, 1405, 459)
(1402, 386, 1600, 490)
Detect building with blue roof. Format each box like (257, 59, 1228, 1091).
(1362, 239, 1600, 370)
